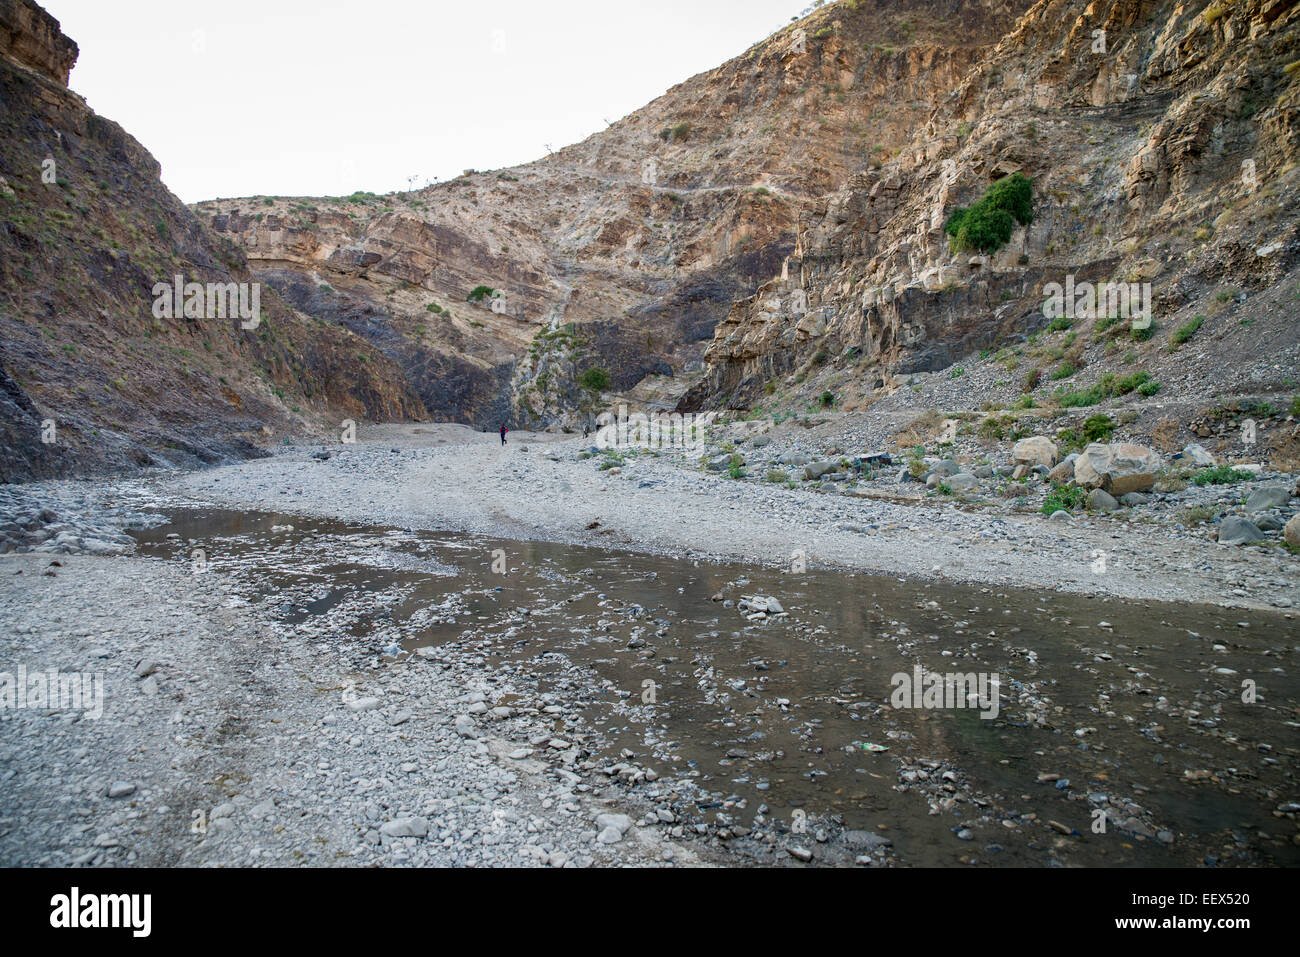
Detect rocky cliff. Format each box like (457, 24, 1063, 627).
(197, 0, 1035, 430)
(0, 0, 426, 481)
(0, 0, 75, 85)
(684, 0, 1300, 422)
(5, 0, 1296, 482)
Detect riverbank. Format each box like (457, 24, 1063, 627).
(0, 544, 711, 867)
(140, 422, 1300, 612)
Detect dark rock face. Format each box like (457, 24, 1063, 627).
(0, 363, 75, 482)
(0, 11, 427, 483)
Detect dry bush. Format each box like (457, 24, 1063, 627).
(1267, 423, 1300, 473)
(894, 408, 944, 447)
(1151, 417, 1180, 453)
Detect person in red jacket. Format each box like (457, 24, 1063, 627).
(499, 423, 508, 445)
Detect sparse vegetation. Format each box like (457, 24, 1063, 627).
(1054, 371, 1156, 407)
(1192, 465, 1255, 486)
(1083, 413, 1116, 442)
(1041, 484, 1086, 514)
(659, 122, 692, 142)
(1179, 505, 1218, 526)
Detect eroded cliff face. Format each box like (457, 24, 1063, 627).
(685, 0, 1300, 412)
(0, 2, 426, 482)
(7, 0, 1291, 479)
(198, 0, 1034, 429)
(0, 0, 75, 86)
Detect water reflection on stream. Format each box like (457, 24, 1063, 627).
(133, 507, 1299, 867)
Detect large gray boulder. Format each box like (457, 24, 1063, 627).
(1218, 516, 1265, 545)
(947, 472, 978, 492)
(1245, 486, 1291, 514)
(1074, 443, 1162, 495)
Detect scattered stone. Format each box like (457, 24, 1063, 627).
(380, 817, 429, 838)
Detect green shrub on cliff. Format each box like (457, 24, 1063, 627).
(944, 173, 1034, 254)
(580, 367, 610, 392)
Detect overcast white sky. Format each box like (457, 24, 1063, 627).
(41, 0, 813, 203)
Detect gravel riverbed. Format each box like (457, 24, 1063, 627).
(1, 421, 1296, 867)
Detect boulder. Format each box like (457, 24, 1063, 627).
(1087, 489, 1118, 511)
(1013, 436, 1058, 468)
(804, 460, 838, 480)
(1179, 444, 1216, 468)
(1073, 443, 1161, 495)
(1047, 459, 1075, 484)
(947, 472, 978, 492)
(931, 458, 961, 477)
(1245, 486, 1291, 514)
(1286, 514, 1300, 549)
(1256, 513, 1285, 532)
(1217, 516, 1265, 545)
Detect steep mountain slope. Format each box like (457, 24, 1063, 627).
(196, 0, 1034, 430)
(0, 0, 426, 482)
(685, 0, 1300, 439)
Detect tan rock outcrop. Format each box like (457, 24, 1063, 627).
(0, 0, 76, 85)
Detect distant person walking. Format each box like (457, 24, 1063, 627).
(499, 424, 508, 446)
